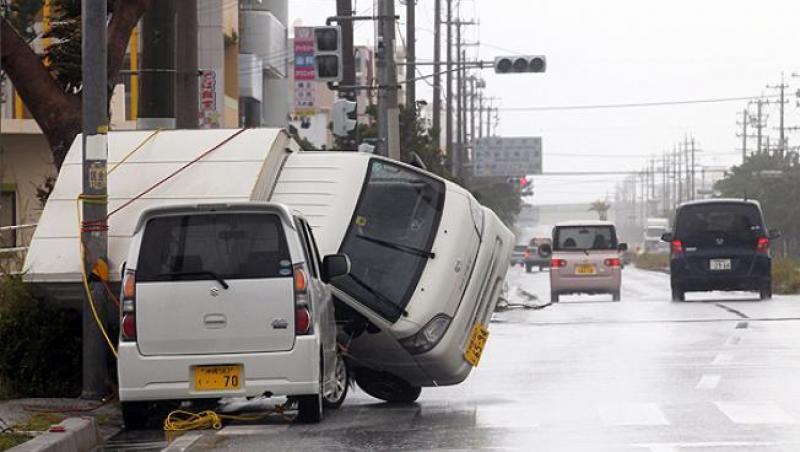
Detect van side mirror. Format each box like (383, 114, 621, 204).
(769, 229, 782, 240)
(322, 254, 350, 282)
(661, 232, 673, 242)
(538, 243, 552, 255)
(618, 243, 628, 252)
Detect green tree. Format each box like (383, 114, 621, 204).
(1, 0, 150, 169)
(589, 200, 611, 221)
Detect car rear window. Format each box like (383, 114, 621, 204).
(136, 213, 292, 282)
(675, 203, 764, 247)
(554, 225, 618, 251)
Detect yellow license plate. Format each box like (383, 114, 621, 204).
(193, 365, 242, 391)
(464, 323, 490, 367)
(576, 264, 597, 275)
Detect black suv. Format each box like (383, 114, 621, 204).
(662, 199, 779, 301)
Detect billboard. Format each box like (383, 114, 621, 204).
(472, 137, 543, 177)
(293, 27, 316, 116)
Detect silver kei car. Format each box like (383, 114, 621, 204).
(542, 221, 628, 303)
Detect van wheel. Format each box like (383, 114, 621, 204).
(759, 283, 772, 301)
(671, 287, 685, 302)
(354, 368, 421, 404)
(612, 291, 621, 302)
(121, 401, 150, 431)
(322, 354, 349, 409)
(525, 264, 532, 273)
(550, 291, 559, 303)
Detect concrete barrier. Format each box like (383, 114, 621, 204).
(8, 417, 100, 452)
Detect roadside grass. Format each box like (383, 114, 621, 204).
(773, 257, 800, 295)
(0, 432, 32, 451)
(13, 413, 65, 432)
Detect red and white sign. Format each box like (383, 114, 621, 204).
(294, 27, 316, 116)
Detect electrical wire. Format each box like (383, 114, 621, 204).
(499, 95, 783, 112)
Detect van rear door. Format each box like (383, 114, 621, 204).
(134, 212, 296, 356)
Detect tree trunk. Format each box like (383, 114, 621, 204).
(0, 0, 150, 170)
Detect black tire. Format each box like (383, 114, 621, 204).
(322, 354, 349, 409)
(354, 368, 421, 404)
(539, 266, 544, 271)
(121, 401, 150, 431)
(550, 291, 559, 303)
(759, 282, 773, 301)
(671, 287, 685, 302)
(525, 264, 532, 273)
(612, 291, 621, 302)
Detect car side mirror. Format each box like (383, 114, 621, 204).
(322, 254, 351, 282)
(769, 229, 782, 240)
(661, 232, 673, 242)
(538, 243, 552, 255)
(618, 243, 628, 252)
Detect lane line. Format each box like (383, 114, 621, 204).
(715, 402, 797, 424)
(695, 374, 721, 390)
(711, 353, 733, 365)
(597, 403, 669, 426)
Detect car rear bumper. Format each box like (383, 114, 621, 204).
(117, 336, 320, 402)
(550, 272, 621, 294)
(671, 257, 770, 291)
(524, 258, 551, 267)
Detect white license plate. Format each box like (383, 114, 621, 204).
(709, 259, 732, 271)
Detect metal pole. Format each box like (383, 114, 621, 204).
(337, 0, 357, 149)
(175, 0, 198, 129)
(377, 0, 400, 159)
(445, 0, 453, 170)
(455, 23, 462, 178)
(138, 0, 177, 129)
(405, 0, 415, 110)
(81, 0, 110, 398)
(432, 0, 442, 150)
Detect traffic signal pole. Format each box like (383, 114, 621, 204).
(336, 0, 357, 149)
(81, 0, 110, 398)
(377, 0, 400, 160)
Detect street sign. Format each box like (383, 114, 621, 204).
(294, 27, 317, 116)
(473, 137, 543, 177)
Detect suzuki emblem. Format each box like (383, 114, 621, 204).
(210, 287, 220, 297)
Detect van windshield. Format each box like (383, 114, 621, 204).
(136, 213, 292, 282)
(554, 225, 618, 251)
(676, 203, 764, 248)
(334, 159, 446, 322)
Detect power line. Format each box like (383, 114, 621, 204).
(499, 94, 782, 112)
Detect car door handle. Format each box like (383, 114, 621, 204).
(203, 314, 227, 329)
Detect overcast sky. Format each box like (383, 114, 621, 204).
(289, 0, 800, 205)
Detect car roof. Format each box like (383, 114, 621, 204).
(677, 198, 761, 209)
(554, 220, 617, 227)
(134, 202, 299, 232)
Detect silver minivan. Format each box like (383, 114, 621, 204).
(117, 203, 350, 428)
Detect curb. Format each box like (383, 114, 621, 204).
(8, 417, 100, 452)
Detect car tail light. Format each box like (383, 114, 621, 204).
(551, 258, 567, 268)
(293, 265, 312, 335)
(756, 237, 769, 254)
(671, 240, 684, 256)
(604, 258, 621, 267)
(120, 270, 137, 342)
(295, 306, 312, 335)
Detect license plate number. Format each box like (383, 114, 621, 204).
(576, 264, 597, 275)
(194, 365, 242, 391)
(709, 259, 732, 271)
(464, 323, 490, 367)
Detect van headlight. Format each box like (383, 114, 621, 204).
(398, 314, 452, 355)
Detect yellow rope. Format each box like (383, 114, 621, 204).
(108, 129, 162, 175)
(163, 406, 294, 432)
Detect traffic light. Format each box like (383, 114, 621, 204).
(505, 176, 534, 196)
(313, 26, 343, 82)
(494, 55, 546, 74)
(332, 98, 357, 137)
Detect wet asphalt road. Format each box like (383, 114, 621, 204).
(101, 266, 800, 451)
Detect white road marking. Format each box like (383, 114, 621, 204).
(597, 403, 669, 426)
(715, 402, 797, 424)
(216, 425, 290, 435)
(724, 336, 742, 346)
(161, 432, 203, 452)
(695, 374, 721, 390)
(711, 353, 733, 365)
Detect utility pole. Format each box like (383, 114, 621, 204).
(662, 152, 668, 215)
(445, 0, 453, 170)
(175, 0, 198, 129)
(405, 0, 415, 110)
(455, 22, 463, 178)
(675, 145, 682, 204)
(81, 0, 109, 398)
(737, 108, 748, 164)
(768, 74, 788, 156)
(690, 137, 696, 200)
(469, 76, 476, 147)
(477, 90, 484, 139)
(138, 0, 176, 129)
(432, 0, 442, 150)
(376, 0, 400, 160)
(749, 98, 767, 155)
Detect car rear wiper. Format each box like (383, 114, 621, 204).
(356, 234, 435, 259)
(158, 271, 230, 289)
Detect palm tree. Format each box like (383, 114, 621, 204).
(589, 200, 611, 221)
